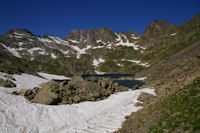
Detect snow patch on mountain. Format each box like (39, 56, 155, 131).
(131, 34, 140, 40)
(96, 40, 106, 45)
(28, 47, 45, 54)
(38, 37, 53, 43)
(51, 53, 57, 59)
(114, 33, 140, 50)
(28, 38, 34, 41)
(18, 42, 24, 46)
(9, 35, 24, 39)
(95, 70, 105, 75)
(92, 45, 105, 49)
(93, 58, 105, 67)
(139, 62, 150, 67)
(125, 59, 141, 64)
(117, 63, 123, 67)
(38, 51, 48, 55)
(71, 45, 92, 58)
(106, 43, 112, 49)
(0, 43, 21, 58)
(135, 77, 147, 81)
(114, 33, 146, 50)
(48, 36, 70, 45)
(68, 39, 81, 43)
(122, 59, 150, 67)
(171, 33, 177, 36)
(38, 72, 71, 80)
(13, 32, 26, 36)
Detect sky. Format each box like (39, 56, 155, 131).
(0, 0, 200, 38)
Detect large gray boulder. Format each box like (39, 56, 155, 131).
(31, 90, 59, 105)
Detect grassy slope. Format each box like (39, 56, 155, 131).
(0, 50, 40, 75)
(90, 46, 145, 74)
(117, 77, 200, 133)
(137, 14, 200, 85)
(0, 50, 95, 76)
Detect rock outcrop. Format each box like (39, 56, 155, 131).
(65, 28, 118, 46)
(13, 75, 130, 105)
(0, 78, 16, 88)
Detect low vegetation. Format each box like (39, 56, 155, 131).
(0, 50, 95, 76)
(117, 77, 200, 133)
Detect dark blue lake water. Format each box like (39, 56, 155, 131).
(113, 80, 144, 88)
(82, 74, 135, 79)
(52, 74, 144, 88)
(83, 74, 144, 88)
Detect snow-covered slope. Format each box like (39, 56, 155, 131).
(0, 29, 146, 61)
(38, 72, 71, 80)
(122, 59, 150, 67)
(0, 43, 22, 58)
(0, 72, 155, 133)
(114, 33, 142, 50)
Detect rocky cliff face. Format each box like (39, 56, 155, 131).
(143, 19, 177, 38)
(0, 27, 143, 61)
(65, 28, 118, 46)
(137, 19, 179, 47)
(0, 26, 146, 75)
(0, 29, 75, 62)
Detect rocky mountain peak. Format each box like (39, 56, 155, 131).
(65, 27, 117, 46)
(142, 19, 178, 40)
(4, 29, 34, 37)
(66, 30, 82, 41)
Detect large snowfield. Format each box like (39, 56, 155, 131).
(0, 72, 155, 133)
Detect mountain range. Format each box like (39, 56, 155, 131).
(2, 14, 199, 76)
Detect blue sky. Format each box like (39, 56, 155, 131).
(0, 0, 199, 38)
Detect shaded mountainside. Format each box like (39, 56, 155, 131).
(0, 50, 95, 76)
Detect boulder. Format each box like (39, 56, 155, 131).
(103, 89, 112, 96)
(85, 76, 98, 82)
(137, 92, 156, 103)
(0, 78, 16, 88)
(134, 102, 144, 107)
(132, 85, 139, 90)
(116, 86, 129, 92)
(39, 82, 59, 92)
(73, 95, 81, 103)
(80, 81, 99, 92)
(31, 90, 59, 105)
(99, 80, 110, 88)
(59, 80, 68, 88)
(68, 75, 84, 88)
(25, 89, 32, 96)
(32, 87, 39, 94)
(13, 89, 27, 96)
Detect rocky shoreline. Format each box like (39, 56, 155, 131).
(13, 75, 140, 105)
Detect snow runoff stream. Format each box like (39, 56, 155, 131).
(0, 73, 155, 133)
